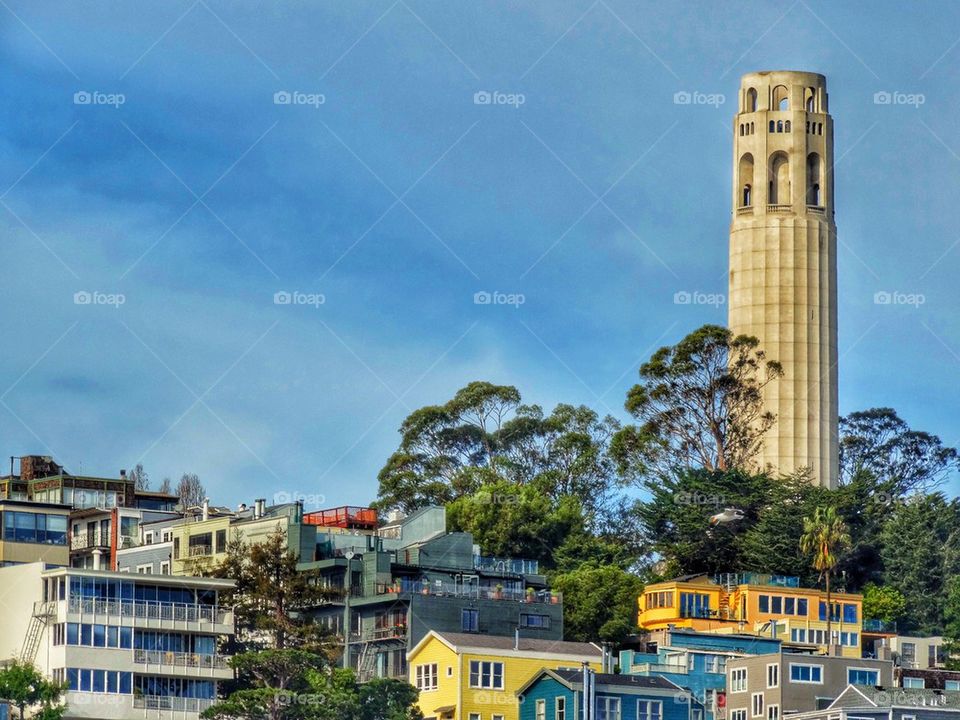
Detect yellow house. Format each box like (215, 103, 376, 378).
(638, 573, 864, 658)
(407, 631, 602, 720)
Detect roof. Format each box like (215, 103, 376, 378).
(553, 669, 680, 689)
(517, 668, 687, 697)
(409, 630, 601, 660)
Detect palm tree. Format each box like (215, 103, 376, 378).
(800, 506, 851, 648)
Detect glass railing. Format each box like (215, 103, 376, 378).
(473, 555, 540, 575)
(133, 649, 230, 670)
(863, 618, 897, 633)
(376, 578, 560, 604)
(66, 597, 231, 624)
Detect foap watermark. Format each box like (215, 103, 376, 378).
(674, 290, 725, 308)
(474, 491, 520, 506)
(273, 490, 327, 509)
(74, 290, 125, 308)
(474, 290, 525, 308)
(873, 290, 925, 308)
(873, 90, 925, 108)
(473, 90, 525, 108)
(274, 290, 325, 307)
(674, 90, 725, 108)
(74, 90, 125, 108)
(675, 491, 723, 508)
(273, 90, 326, 108)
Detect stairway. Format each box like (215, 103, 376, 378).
(21, 601, 56, 663)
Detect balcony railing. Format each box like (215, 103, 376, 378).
(134, 648, 230, 670)
(736, 206, 753, 216)
(376, 578, 561, 604)
(767, 204, 792, 213)
(70, 533, 140, 550)
(188, 544, 213, 557)
(631, 662, 689, 675)
(863, 618, 897, 633)
(133, 696, 215, 712)
(807, 205, 826, 214)
(66, 597, 231, 624)
(473, 555, 539, 575)
(715, 572, 800, 589)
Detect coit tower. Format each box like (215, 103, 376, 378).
(728, 71, 838, 488)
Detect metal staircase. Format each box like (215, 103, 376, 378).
(355, 627, 409, 682)
(21, 601, 57, 663)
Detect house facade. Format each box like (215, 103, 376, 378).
(784, 684, 960, 720)
(724, 652, 893, 719)
(409, 631, 602, 720)
(518, 669, 695, 720)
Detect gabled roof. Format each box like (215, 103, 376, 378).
(409, 630, 601, 662)
(517, 668, 686, 697)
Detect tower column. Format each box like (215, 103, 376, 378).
(728, 71, 838, 487)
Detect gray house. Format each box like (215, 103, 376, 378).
(725, 652, 893, 719)
(785, 685, 960, 720)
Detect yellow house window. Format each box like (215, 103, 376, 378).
(415, 663, 437, 691)
(469, 661, 503, 689)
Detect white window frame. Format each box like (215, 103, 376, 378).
(556, 697, 565, 720)
(767, 663, 779, 688)
(136, 564, 152, 574)
(751, 693, 764, 717)
(597, 697, 621, 720)
(789, 663, 823, 684)
(159, 561, 170, 575)
(536, 700, 546, 720)
(731, 710, 748, 720)
(731, 667, 748, 693)
(469, 660, 504, 690)
(846, 668, 879, 686)
(767, 705, 779, 720)
(945, 681, 960, 691)
(902, 677, 925, 689)
(415, 663, 438, 691)
(637, 699, 662, 720)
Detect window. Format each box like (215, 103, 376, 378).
(767, 706, 779, 720)
(3, 511, 67, 545)
(945, 680, 960, 691)
(784, 598, 795, 615)
(732, 710, 747, 720)
(751, 693, 764, 717)
(767, 663, 779, 688)
(759, 595, 769, 612)
(679, 592, 710, 618)
(902, 677, 925, 689)
(706, 655, 725, 673)
(469, 661, 503, 689)
(843, 604, 858, 622)
(215, 529, 227, 553)
(520, 614, 551, 629)
(848, 669, 879, 686)
(597, 697, 621, 720)
(461, 608, 479, 632)
(731, 668, 747, 692)
(536, 701, 546, 720)
(470, 714, 481, 720)
(556, 697, 566, 720)
(159, 561, 170, 575)
(638, 700, 662, 720)
(137, 564, 153, 574)
(646, 591, 674, 609)
(771, 596, 782, 614)
(791, 628, 806, 643)
(144, 531, 154, 545)
(789, 664, 823, 684)
(901, 642, 916, 666)
(414, 663, 437, 691)
(797, 598, 808, 616)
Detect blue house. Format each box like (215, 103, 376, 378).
(620, 630, 783, 720)
(518, 668, 697, 720)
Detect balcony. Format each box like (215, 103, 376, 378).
(631, 662, 689, 675)
(736, 206, 754, 216)
(70, 532, 110, 550)
(715, 572, 800, 589)
(134, 649, 232, 677)
(133, 696, 215, 713)
(65, 597, 232, 626)
(807, 205, 826, 214)
(767, 204, 792, 213)
(187, 544, 212, 558)
(863, 618, 897, 633)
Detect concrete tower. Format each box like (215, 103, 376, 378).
(728, 71, 838, 488)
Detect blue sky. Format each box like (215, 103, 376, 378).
(2, 0, 959, 507)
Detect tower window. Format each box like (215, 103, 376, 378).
(740, 124, 744, 136)
(746, 87, 758, 112)
(769, 120, 775, 133)
(804, 87, 816, 112)
(806, 153, 823, 206)
(739, 153, 754, 208)
(773, 84, 789, 111)
(785, 120, 791, 132)
(743, 184, 752, 207)
(768, 152, 789, 204)
(777, 120, 783, 133)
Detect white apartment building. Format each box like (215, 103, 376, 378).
(0, 563, 234, 719)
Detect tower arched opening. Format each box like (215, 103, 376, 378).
(768, 151, 790, 204)
(773, 84, 789, 111)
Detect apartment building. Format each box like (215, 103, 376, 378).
(639, 573, 864, 658)
(301, 506, 564, 682)
(0, 562, 234, 719)
(0, 498, 71, 566)
(725, 651, 893, 719)
(409, 631, 602, 720)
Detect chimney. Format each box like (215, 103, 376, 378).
(202, 498, 210, 522)
(295, 500, 304, 523)
(120, 469, 126, 480)
(253, 498, 265, 519)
